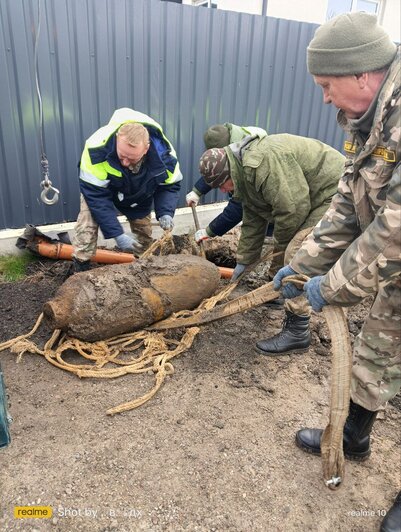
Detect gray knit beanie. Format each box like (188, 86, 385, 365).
(307, 12, 396, 76)
(203, 125, 230, 149)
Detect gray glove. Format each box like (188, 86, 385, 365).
(159, 215, 174, 230)
(115, 233, 143, 254)
(232, 263, 246, 281)
(273, 266, 301, 299)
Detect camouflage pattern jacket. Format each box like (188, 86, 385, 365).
(290, 46, 401, 306)
(225, 134, 345, 265)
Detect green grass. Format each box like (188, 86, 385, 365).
(0, 253, 37, 282)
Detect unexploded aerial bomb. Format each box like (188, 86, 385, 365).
(43, 255, 220, 341)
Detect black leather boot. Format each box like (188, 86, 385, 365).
(256, 311, 311, 355)
(381, 491, 401, 532)
(296, 400, 378, 461)
(264, 297, 285, 310)
(72, 258, 91, 273)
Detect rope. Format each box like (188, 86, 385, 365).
(34, 0, 59, 205)
(0, 298, 228, 416)
(34, 0, 45, 164)
(1, 313, 45, 356)
(140, 230, 174, 259)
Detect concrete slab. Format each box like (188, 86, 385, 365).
(0, 203, 228, 256)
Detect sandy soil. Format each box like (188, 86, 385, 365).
(0, 249, 400, 532)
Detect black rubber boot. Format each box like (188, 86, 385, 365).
(256, 311, 311, 355)
(381, 491, 401, 532)
(295, 400, 378, 461)
(72, 258, 91, 274)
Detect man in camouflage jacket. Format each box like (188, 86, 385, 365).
(186, 123, 268, 243)
(198, 134, 345, 355)
(273, 13, 400, 528)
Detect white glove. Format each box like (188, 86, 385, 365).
(159, 215, 174, 230)
(194, 229, 210, 244)
(186, 190, 201, 207)
(115, 233, 143, 254)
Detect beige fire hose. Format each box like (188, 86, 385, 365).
(284, 275, 352, 490)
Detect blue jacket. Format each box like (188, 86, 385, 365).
(193, 176, 274, 237)
(79, 109, 182, 239)
(193, 177, 241, 236)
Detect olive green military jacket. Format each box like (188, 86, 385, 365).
(226, 134, 345, 265)
(291, 46, 401, 306)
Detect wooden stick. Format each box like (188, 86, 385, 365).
(191, 204, 206, 258)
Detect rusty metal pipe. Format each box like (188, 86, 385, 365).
(35, 238, 233, 278)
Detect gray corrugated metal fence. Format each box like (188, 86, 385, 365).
(0, 0, 345, 230)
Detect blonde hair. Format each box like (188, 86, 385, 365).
(117, 123, 150, 147)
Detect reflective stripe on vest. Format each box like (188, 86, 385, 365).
(79, 169, 110, 188)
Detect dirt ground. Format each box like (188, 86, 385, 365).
(0, 244, 400, 532)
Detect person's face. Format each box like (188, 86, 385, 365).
(219, 177, 234, 193)
(116, 136, 149, 167)
(313, 74, 373, 119)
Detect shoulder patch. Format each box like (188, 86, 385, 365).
(370, 146, 396, 162)
(343, 140, 356, 154)
(343, 141, 396, 162)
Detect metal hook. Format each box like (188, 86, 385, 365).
(40, 180, 59, 205)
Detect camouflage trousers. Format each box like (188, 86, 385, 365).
(72, 195, 153, 261)
(351, 280, 401, 411)
(283, 227, 314, 317)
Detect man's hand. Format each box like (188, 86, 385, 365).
(231, 263, 246, 281)
(115, 233, 143, 255)
(273, 265, 302, 299)
(194, 228, 210, 244)
(304, 275, 327, 312)
(186, 190, 201, 207)
(159, 215, 174, 230)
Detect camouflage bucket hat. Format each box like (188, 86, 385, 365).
(199, 148, 230, 188)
